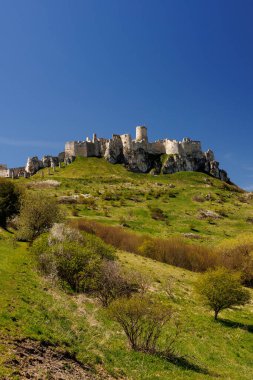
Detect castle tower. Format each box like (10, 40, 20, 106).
(136, 126, 148, 142)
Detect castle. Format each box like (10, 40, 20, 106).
(0, 126, 229, 181)
(65, 126, 204, 161)
(63, 126, 228, 181)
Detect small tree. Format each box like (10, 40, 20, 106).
(108, 294, 173, 352)
(16, 192, 61, 241)
(196, 267, 251, 320)
(0, 179, 20, 229)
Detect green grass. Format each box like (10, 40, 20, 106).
(0, 229, 252, 379)
(24, 157, 253, 244)
(4, 157, 252, 378)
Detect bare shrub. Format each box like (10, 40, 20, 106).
(108, 294, 173, 353)
(69, 219, 217, 273)
(94, 261, 139, 306)
(216, 236, 253, 286)
(164, 276, 176, 299)
(69, 219, 144, 253)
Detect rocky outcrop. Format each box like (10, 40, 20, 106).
(25, 157, 42, 175)
(25, 153, 64, 175)
(104, 135, 124, 164)
(124, 149, 162, 174)
(161, 154, 229, 181)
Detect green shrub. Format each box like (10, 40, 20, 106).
(32, 224, 116, 293)
(196, 267, 251, 320)
(0, 179, 21, 228)
(16, 192, 62, 241)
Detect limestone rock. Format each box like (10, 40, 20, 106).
(25, 157, 43, 175)
(104, 135, 124, 164)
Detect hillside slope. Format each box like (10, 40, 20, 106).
(0, 231, 252, 380)
(28, 157, 253, 243)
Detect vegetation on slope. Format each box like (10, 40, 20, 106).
(0, 229, 252, 379)
(0, 158, 253, 379)
(27, 157, 253, 243)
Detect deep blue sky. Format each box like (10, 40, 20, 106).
(1, 0, 253, 189)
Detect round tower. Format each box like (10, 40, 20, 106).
(136, 126, 148, 142)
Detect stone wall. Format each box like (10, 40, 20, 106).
(164, 140, 180, 154)
(0, 168, 10, 177)
(65, 141, 87, 159)
(147, 141, 166, 155)
(180, 138, 202, 156)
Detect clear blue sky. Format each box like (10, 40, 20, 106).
(0, 0, 253, 189)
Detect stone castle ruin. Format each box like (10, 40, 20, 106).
(0, 126, 229, 181)
(63, 126, 228, 181)
(0, 164, 25, 179)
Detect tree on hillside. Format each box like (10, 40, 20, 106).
(0, 179, 20, 229)
(16, 192, 62, 241)
(196, 267, 251, 320)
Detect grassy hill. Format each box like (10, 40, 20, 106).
(1, 157, 253, 379)
(0, 230, 252, 380)
(29, 157, 253, 243)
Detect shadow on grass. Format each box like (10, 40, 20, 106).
(217, 318, 253, 333)
(157, 352, 219, 377)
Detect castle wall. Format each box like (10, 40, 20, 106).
(180, 139, 202, 155)
(0, 168, 10, 177)
(132, 140, 148, 151)
(85, 141, 101, 157)
(147, 141, 165, 155)
(11, 167, 25, 178)
(65, 141, 88, 158)
(164, 140, 180, 155)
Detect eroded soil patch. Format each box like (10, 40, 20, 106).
(5, 339, 108, 379)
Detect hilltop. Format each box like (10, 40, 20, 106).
(29, 156, 253, 243)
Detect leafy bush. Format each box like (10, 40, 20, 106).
(196, 267, 251, 320)
(0, 179, 20, 228)
(216, 235, 253, 286)
(32, 224, 116, 292)
(108, 294, 173, 352)
(16, 192, 62, 241)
